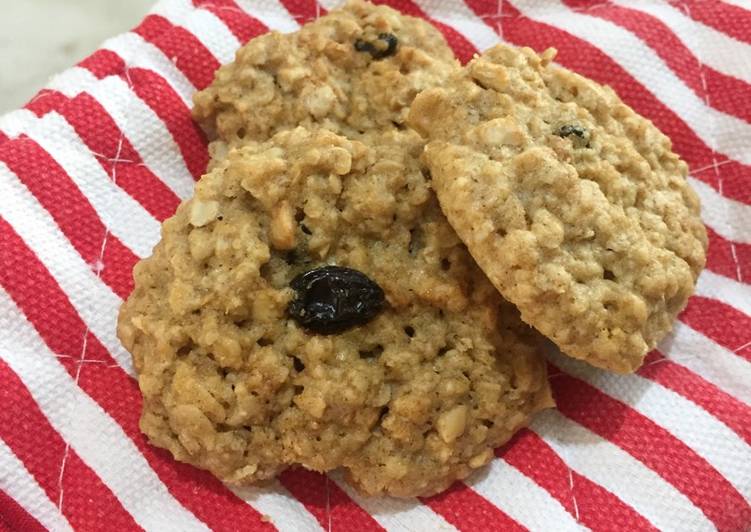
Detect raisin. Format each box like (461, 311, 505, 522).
(354, 32, 398, 60)
(287, 266, 385, 334)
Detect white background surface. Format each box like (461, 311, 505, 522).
(0, 0, 153, 113)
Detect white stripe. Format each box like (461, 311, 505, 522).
(156, 0, 242, 64)
(690, 176, 751, 244)
(532, 410, 715, 532)
(46, 67, 102, 97)
(317, 0, 344, 9)
(5, 67, 195, 201)
(0, 439, 74, 532)
(182, 9, 241, 64)
(413, 0, 501, 53)
(231, 482, 323, 532)
(722, 0, 751, 10)
(101, 32, 196, 103)
(19, 112, 161, 258)
(0, 290, 209, 532)
(149, 0, 194, 20)
(508, 0, 751, 168)
(0, 163, 132, 374)
(662, 321, 751, 406)
(235, 0, 300, 33)
(550, 351, 751, 503)
(467, 459, 586, 532)
(0, 109, 37, 139)
(696, 269, 751, 317)
(330, 472, 457, 532)
(614, 0, 751, 86)
(47, 66, 113, 98)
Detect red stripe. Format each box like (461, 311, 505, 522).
(639, 351, 751, 445)
(78, 49, 126, 78)
(0, 131, 8, 144)
(23, 90, 59, 116)
(500, 429, 656, 531)
(193, 0, 269, 43)
(278, 0, 326, 25)
(25, 90, 180, 222)
(376, 0, 477, 64)
(705, 226, 751, 283)
(551, 369, 751, 531)
(278, 469, 384, 531)
(679, 296, 751, 360)
(464, 0, 751, 206)
(0, 137, 137, 299)
(133, 15, 220, 90)
(421, 482, 527, 532)
(567, 0, 751, 126)
(126, 68, 209, 180)
(671, 0, 751, 45)
(0, 360, 142, 532)
(0, 221, 276, 532)
(0, 489, 48, 532)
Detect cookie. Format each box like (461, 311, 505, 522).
(408, 45, 707, 373)
(192, 0, 457, 149)
(118, 126, 552, 497)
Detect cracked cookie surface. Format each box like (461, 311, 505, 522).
(409, 44, 707, 373)
(118, 127, 552, 497)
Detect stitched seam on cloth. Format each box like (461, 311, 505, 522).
(691, 158, 733, 174)
(566, 2, 611, 14)
(55, 123, 124, 518)
(734, 339, 751, 355)
(566, 468, 580, 522)
(54, 58, 130, 510)
(547, 370, 583, 524)
(1, 1, 225, 521)
(677, 0, 744, 283)
(195, 2, 247, 18)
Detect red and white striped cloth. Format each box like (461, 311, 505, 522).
(0, 0, 749, 530)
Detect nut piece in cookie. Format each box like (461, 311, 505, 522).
(408, 44, 707, 373)
(117, 127, 553, 497)
(193, 0, 458, 148)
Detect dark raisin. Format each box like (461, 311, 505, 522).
(287, 266, 385, 334)
(557, 124, 587, 138)
(354, 32, 398, 60)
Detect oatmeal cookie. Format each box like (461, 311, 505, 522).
(118, 127, 552, 497)
(408, 45, 707, 373)
(192, 0, 457, 149)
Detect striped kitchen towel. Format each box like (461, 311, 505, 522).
(1, 0, 750, 530)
